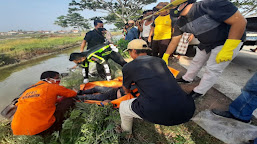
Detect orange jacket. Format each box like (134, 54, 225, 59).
(11, 81, 77, 135)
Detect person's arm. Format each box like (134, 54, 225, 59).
(80, 40, 87, 52)
(215, 10, 246, 63)
(122, 86, 131, 94)
(224, 10, 246, 40)
(162, 35, 182, 65)
(55, 85, 77, 98)
(148, 25, 154, 43)
(137, 21, 143, 32)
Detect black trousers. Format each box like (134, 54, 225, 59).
(38, 98, 75, 136)
(96, 51, 127, 79)
(152, 39, 171, 58)
(77, 86, 118, 101)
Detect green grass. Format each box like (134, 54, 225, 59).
(0, 34, 82, 66)
(0, 38, 223, 143)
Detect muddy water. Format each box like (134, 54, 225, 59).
(0, 47, 80, 116)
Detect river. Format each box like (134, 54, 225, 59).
(0, 35, 123, 119)
(0, 47, 79, 117)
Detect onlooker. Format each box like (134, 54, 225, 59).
(125, 20, 138, 41)
(149, 2, 173, 58)
(122, 23, 129, 39)
(137, 10, 153, 46)
(119, 39, 195, 133)
(80, 20, 106, 52)
(163, 0, 247, 99)
(212, 72, 257, 143)
(11, 71, 77, 135)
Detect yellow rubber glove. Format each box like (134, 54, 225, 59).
(216, 39, 241, 64)
(162, 53, 170, 65)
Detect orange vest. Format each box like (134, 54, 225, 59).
(11, 81, 77, 135)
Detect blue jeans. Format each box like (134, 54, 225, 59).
(229, 72, 257, 121)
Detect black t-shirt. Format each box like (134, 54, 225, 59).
(84, 29, 105, 49)
(173, 0, 246, 53)
(122, 55, 195, 126)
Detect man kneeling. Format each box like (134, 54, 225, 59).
(11, 71, 77, 135)
(120, 39, 195, 133)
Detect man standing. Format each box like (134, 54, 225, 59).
(149, 2, 173, 58)
(80, 20, 105, 52)
(162, 0, 247, 99)
(125, 20, 138, 41)
(119, 39, 195, 134)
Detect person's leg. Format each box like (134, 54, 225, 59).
(158, 39, 171, 58)
(182, 48, 210, 82)
(39, 97, 76, 136)
(193, 43, 243, 94)
(109, 51, 127, 67)
(229, 72, 257, 121)
(81, 86, 113, 94)
(151, 40, 159, 57)
(119, 98, 142, 133)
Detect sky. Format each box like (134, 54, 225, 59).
(0, 0, 169, 32)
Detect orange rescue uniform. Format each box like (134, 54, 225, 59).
(11, 81, 77, 135)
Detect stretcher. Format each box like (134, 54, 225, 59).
(79, 66, 179, 108)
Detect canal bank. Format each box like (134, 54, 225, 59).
(0, 46, 80, 117)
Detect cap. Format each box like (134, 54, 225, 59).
(124, 39, 151, 52)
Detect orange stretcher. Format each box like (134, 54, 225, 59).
(79, 66, 179, 108)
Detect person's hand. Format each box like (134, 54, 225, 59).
(83, 78, 89, 84)
(162, 53, 170, 65)
(216, 39, 241, 64)
(148, 37, 152, 43)
(187, 34, 194, 43)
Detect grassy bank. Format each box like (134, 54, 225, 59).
(0, 34, 82, 66)
(0, 60, 222, 144)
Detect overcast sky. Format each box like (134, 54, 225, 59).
(0, 0, 168, 32)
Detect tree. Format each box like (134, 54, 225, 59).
(68, 0, 156, 28)
(54, 12, 90, 31)
(230, 0, 257, 16)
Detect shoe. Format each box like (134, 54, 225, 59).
(250, 48, 257, 52)
(211, 109, 250, 123)
(176, 77, 191, 83)
(188, 91, 202, 100)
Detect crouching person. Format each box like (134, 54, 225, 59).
(11, 71, 77, 135)
(119, 39, 195, 134)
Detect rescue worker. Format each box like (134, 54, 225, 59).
(69, 44, 127, 83)
(119, 39, 195, 134)
(162, 0, 247, 99)
(11, 71, 77, 135)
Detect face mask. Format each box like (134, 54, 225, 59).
(42, 78, 60, 84)
(97, 28, 105, 34)
(49, 78, 61, 84)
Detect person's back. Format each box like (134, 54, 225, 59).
(123, 55, 195, 125)
(12, 72, 76, 135)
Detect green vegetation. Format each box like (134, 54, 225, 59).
(0, 34, 82, 66)
(0, 64, 223, 144)
(0, 37, 223, 143)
